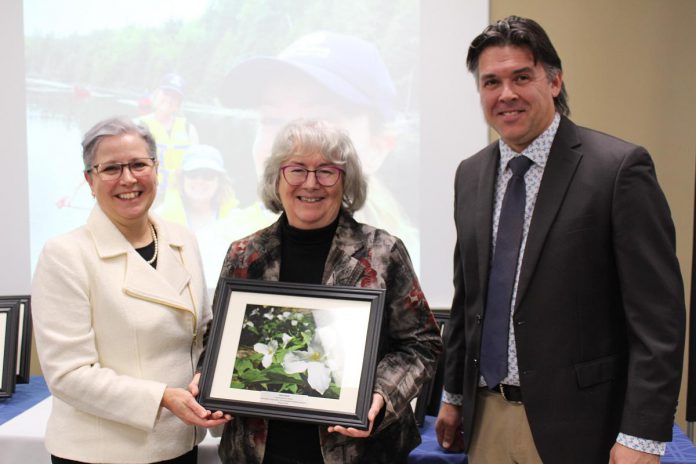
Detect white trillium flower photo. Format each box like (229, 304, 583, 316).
(232, 304, 341, 398)
(282, 338, 333, 395)
(253, 339, 278, 368)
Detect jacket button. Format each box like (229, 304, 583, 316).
(475, 314, 482, 324)
(516, 320, 526, 326)
(473, 358, 479, 366)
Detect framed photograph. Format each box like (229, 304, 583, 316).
(0, 299, 20, 398)
(198, 278, 385, 430)
(411, 309, 450, 425)
(5, 295, 32, 384)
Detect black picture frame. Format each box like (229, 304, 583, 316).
(5, 295, 32, 384)
(198, 278, 385, 430)
(411, 309, 450, 426)
(0, 299, 20, 398)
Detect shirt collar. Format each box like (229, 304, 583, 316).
(498, 112, 561, 171)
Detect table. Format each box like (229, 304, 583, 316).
(0, 376, 50, 426)
(413, 416, 696, 464)
(0, 377, 222, 463)
(2, 378, 696, 463)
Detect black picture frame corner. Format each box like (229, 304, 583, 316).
(0, 297, 22, 398)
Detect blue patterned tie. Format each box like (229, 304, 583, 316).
(480, 155, 533, 388)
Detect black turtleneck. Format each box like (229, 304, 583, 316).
(263, 214, 339, 464)
(279, 214, 338, 284)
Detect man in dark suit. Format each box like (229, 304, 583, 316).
(435, 16, 685, 464)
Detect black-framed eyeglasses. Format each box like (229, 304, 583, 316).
(280, 165, 344, 187)
(85, 157, 157, 181)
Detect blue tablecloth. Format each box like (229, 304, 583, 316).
(666, 426, 696, 464)
(2, 378, 696, 464)
(413, 415, 696, 464)
(410, 416, 466, 463)
(0, 376, 49, 426)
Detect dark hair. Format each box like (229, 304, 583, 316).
(466, 16, 569, 116)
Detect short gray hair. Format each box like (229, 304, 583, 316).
(259, 119, 367, 214)
(82, 116, 157, 171)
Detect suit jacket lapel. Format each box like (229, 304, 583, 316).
(123, 222, 194, 313)
(122, 248, 193, 313)
(515, 118, 583, 310)
(87, 207, 194, 313)
(476, 145, 499, 300)
(323, 212, 366, 287)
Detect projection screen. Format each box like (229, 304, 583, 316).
(2, 0, 489, 308)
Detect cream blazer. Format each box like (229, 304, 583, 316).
(32, 205, 212, 463)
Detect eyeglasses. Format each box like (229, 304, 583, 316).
(85, 157, 157, 181)
(280, 165, 344, 187)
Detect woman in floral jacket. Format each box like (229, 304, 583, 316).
(205, 119, 442, 463)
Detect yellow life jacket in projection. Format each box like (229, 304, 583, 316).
(139, 114, 194, 197)
(156, 189, 240, 228)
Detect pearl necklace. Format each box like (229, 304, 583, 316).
(146, 224, 158, 264)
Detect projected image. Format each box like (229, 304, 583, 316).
(24, 0, 421, 286)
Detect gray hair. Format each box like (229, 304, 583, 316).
(259, 119, 367, 214)
(82, 116, 157, 171)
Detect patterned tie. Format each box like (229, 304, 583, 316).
(480, 155, 533, 388)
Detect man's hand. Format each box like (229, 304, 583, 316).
(609, 443, 660, 464)
(435, 402, 464, 452)
(328, 393, 385, 438)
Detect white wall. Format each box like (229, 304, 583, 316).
(0, 0, 30, 295)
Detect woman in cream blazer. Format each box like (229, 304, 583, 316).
(32, 117, 228, 464)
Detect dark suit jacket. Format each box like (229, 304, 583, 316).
(443, 116, 685, 463)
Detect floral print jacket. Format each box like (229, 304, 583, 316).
(215, 210, 442, 463)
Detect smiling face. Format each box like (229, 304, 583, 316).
(182, 169, 220, 203)
(85, 132, 157, 231)
(152, 88, 182, 121)
(278, 152, 344, 230)
(477, 45, 562, 152)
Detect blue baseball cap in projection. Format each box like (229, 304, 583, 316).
(159, 73, 185, 96)
(219, 31, 398, 122)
